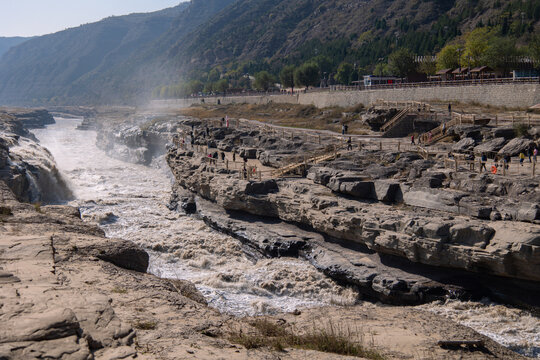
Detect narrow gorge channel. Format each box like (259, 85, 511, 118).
(33, 118, 539, 358)
(33, 118, 357, 316)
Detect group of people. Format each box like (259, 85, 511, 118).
(447, 146, 538, 175)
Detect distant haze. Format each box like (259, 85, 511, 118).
(0, 0, 184, 37)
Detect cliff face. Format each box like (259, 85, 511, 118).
(0, 109, 72, 203)
(165, 118, 540, 306)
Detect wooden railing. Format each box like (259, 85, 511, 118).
(380, 107, 410, 133)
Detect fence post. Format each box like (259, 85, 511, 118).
(398, 142, 401, 152)
(379, 142, 382, 151)
(226, 159, 229, 170)
(495, 115, 498, 126)
(318, 135, 321, 144)
(291, 132, 294, 140)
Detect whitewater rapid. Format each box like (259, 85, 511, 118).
(33, 118, 357, 316)
(32, 118, 539, 357)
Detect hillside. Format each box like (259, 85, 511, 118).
(0, 0, 538, 105)
(0, 37, 31, 58)
(171, 0, 539, 71)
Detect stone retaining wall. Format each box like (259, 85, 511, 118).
(149, 82, 540, 110)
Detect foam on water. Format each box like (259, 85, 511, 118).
(33, 118, 359, 316)
(33, 118, 540, 356)
(419, 299, 540, 358)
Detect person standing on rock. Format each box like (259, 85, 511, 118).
(226, 116, 230, 128)
(342, 124, 346, 135)
(347, 137, 352, 151)
(533, 147, 538, 163)
(411, 134, 415, 145)
(448, 103, 452, 114)
(519, 152, 525, 166)
(221, 152, 225, 162)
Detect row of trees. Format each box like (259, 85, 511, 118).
(153, 28, 540, 98)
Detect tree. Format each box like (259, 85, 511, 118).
(280, 65, 295, 91)
(529, 34, 540, 70)
(418, 58, 437, 76)
(373, 63, 390, 77)
(207, 68, 221, 82)
(436, 44, 460, 70)
(214, 78, 229, 93)
(187, 80, 204, 95)
(294, 62, 320, 87)
(336, 62, 354, 85)
(388, 48, 417, 78)
(311, 55, 333, 75)
(254, 71, 276, 91)
(482, 36, 518, 76)
(462, 28, 493, 67)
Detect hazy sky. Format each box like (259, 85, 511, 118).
(0, 1, 184, 37)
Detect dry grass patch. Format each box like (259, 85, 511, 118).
(228, 318, 385, 359)
(180, 103, 371, 135)
(134, 321, 157, 330)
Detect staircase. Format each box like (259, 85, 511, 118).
(380, 107, 410, 133)
(272, 150, 342, 177)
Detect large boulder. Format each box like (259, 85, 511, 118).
(473, 137, 506, 154)
(373, 180, 402, 202)
(403, 188, 465, 213)
(244, 179, 279, 195)
(498, 137, 534, 157)
(452, 137, 476, 152)
(327, 176, 375, 199)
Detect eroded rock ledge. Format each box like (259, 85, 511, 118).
(166, 120, 540, 307)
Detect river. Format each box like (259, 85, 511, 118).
(33, 118, 539, 357)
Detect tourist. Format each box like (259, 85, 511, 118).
(205, 126, 209, 136)
(533, 147, 538, 163)
(342, 124, 346, 135)
(411, 134, 415, 145)
(428, 131, 432, 144)
(221, 152, 225, 162)
(526, 148, 531, 162)
(232, 150, 236, 162)
(221, 117, 225, 127)
(442, 122, 446, 135)
(347, 137, 352, 151)
(481, 153, 487, 171)
(519, 152, 525, 166)
(448, 103, 452, 114)
(226, 116, 229, 128)
(503, 154, 510, 170)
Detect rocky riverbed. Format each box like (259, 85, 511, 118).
(1, 108, 538, 359)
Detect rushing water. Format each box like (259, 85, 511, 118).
(32, 118, 539, 357)
(33, 118, 357, 316)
